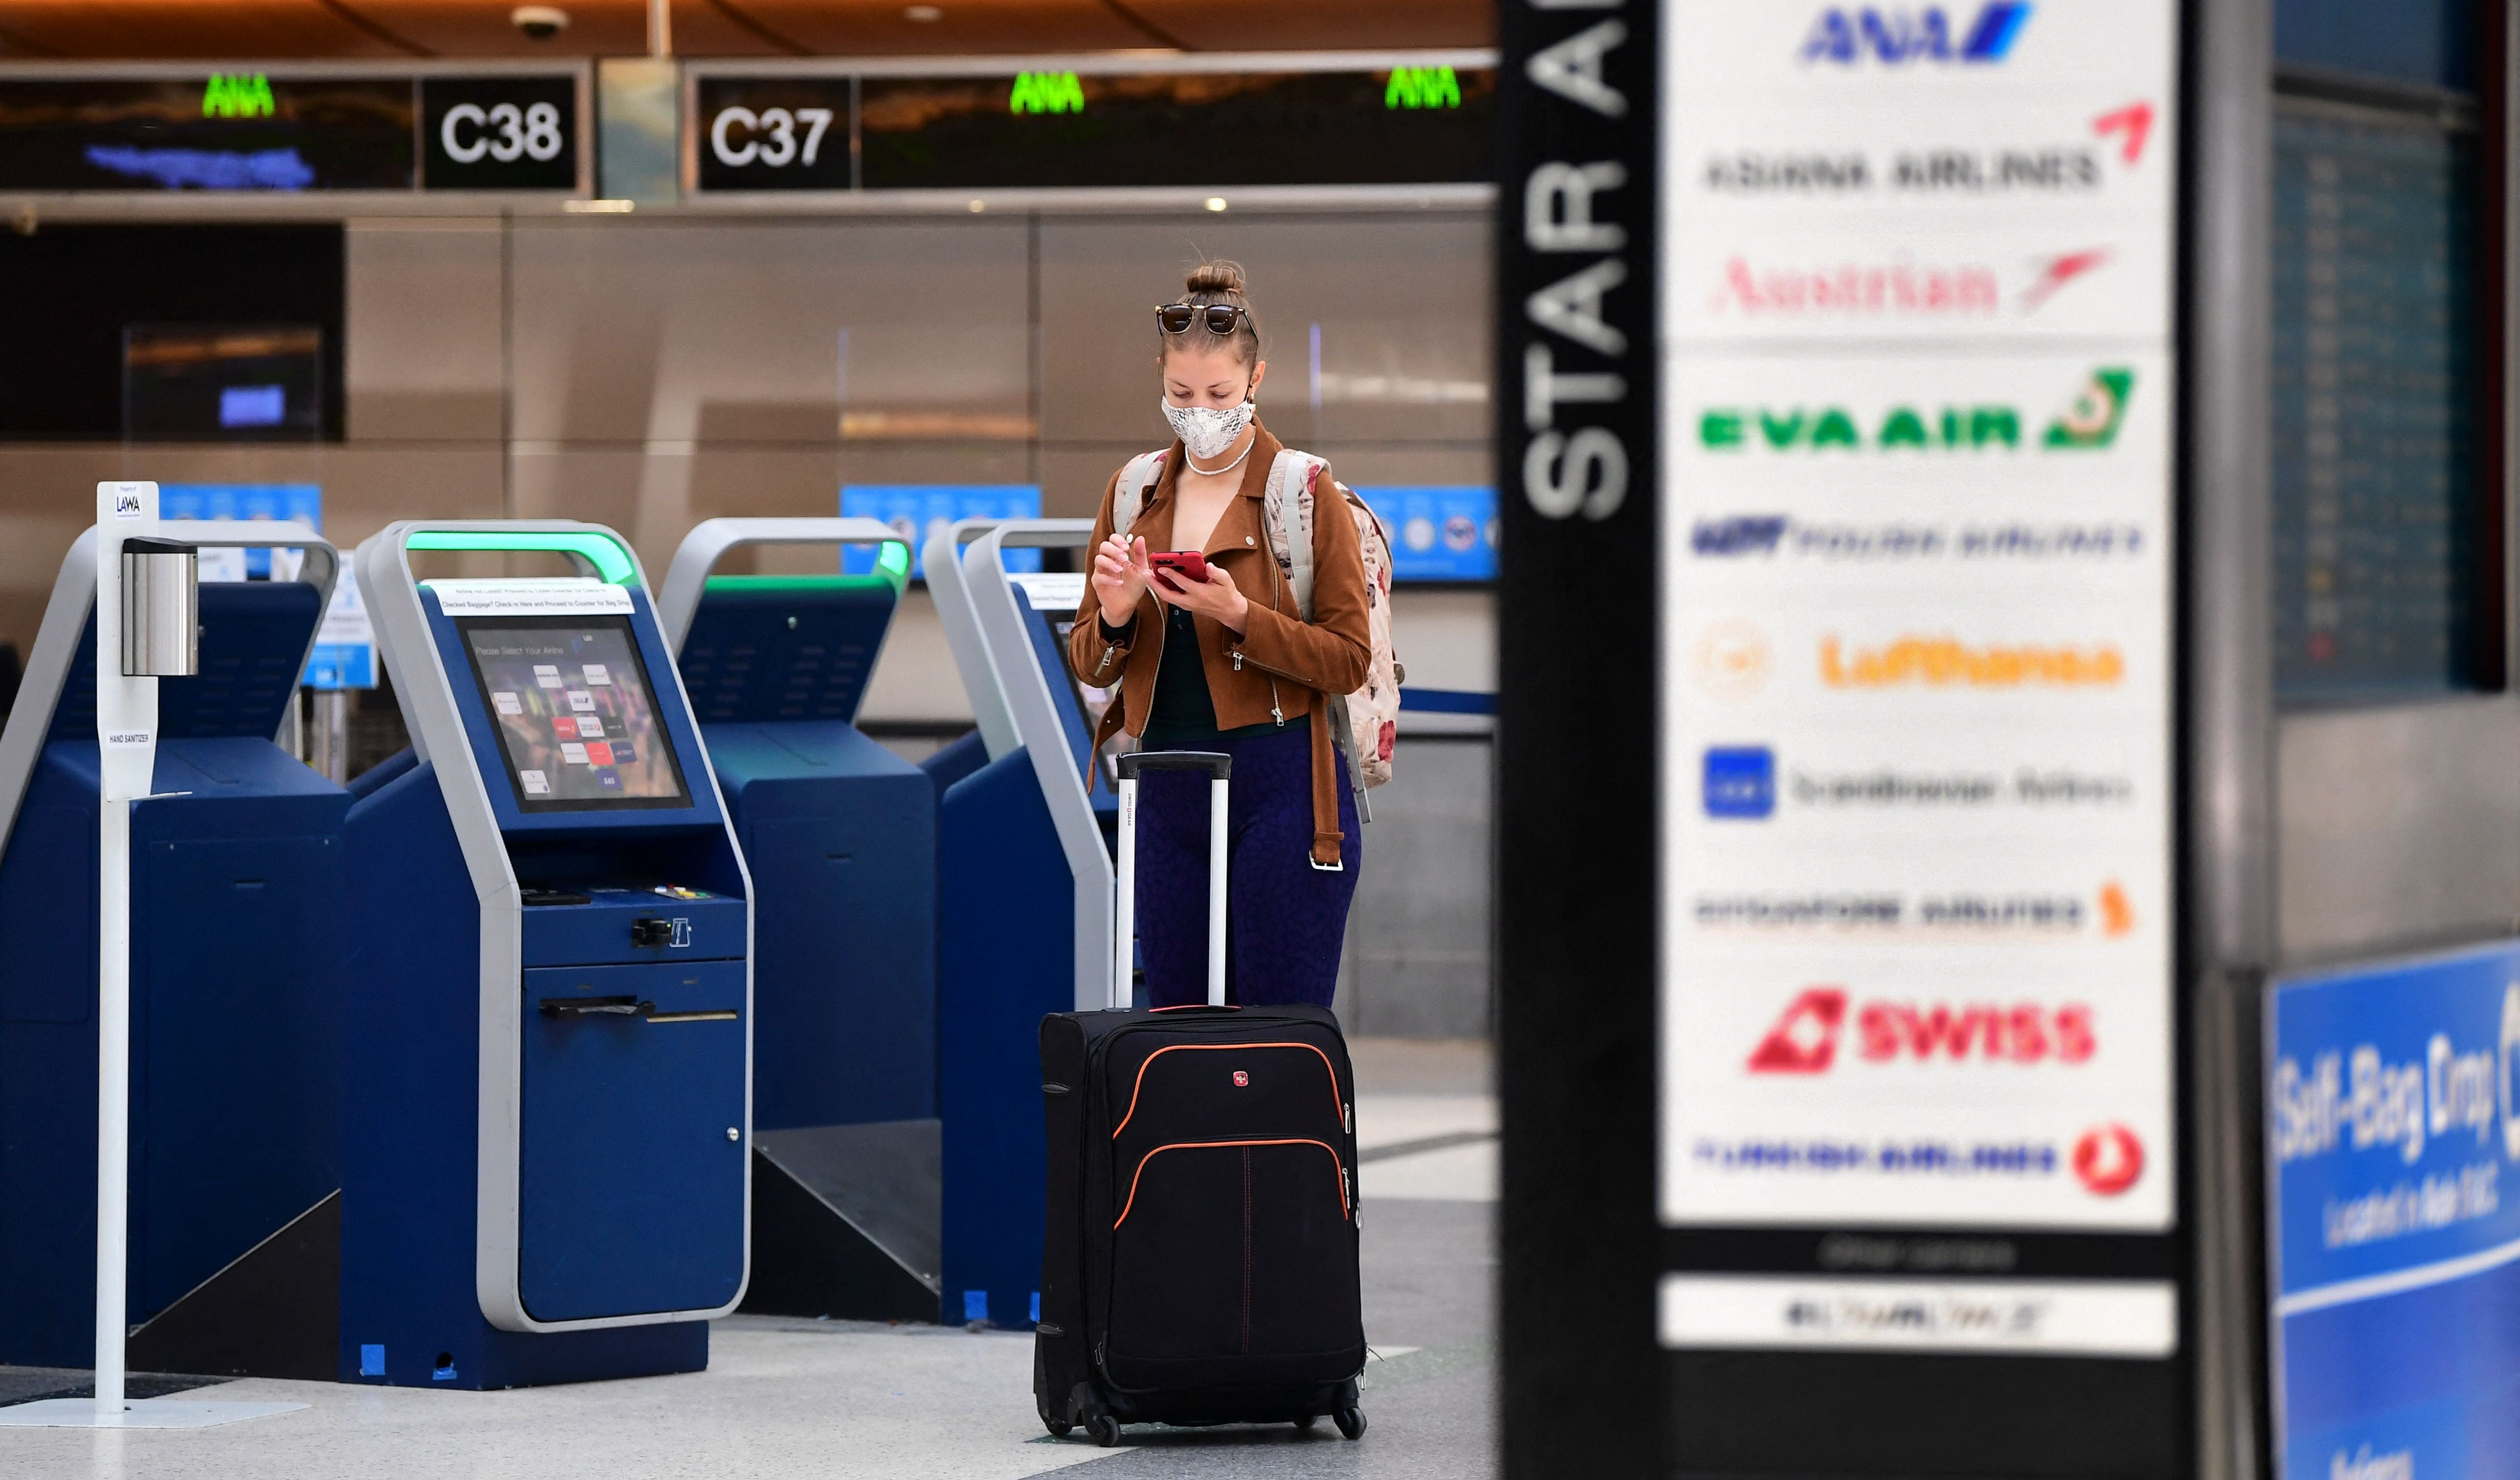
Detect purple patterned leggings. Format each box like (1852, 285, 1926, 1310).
(1133, 725, 1362, 1010)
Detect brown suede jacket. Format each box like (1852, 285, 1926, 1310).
(1066, 422, 1373, 866)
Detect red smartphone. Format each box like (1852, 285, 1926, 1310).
(1148, 550, 1210, 587)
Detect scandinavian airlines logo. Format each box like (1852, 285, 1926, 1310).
(1746, 987, 2097, 1073)
(1799, 4, 2032, 66)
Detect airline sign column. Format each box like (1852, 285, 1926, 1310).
(1657, 0, 2181, 1358)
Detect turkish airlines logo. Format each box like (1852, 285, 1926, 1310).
(1746, 987, 2096, 1072)
(2072, 1124, 2144, 1195)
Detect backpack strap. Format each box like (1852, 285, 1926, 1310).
(1262, 449, 1326, 619)
(1110, 449, 1168, 539)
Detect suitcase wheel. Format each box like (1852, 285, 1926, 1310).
(1085, 1411, 1123, 1447)
(1293, 1414, 1318, 1431)
(1334, 1405, 1367, 1441)
(1041, 1413, 1073, 1439)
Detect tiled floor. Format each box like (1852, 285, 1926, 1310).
(0, 1038, 1497, 1480)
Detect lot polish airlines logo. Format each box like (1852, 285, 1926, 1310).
(1798, 3, 2033, 66)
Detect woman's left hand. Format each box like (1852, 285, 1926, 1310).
(1154, 562, 1251, 634)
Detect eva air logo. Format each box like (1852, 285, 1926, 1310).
(1697, 365, 2133, 454)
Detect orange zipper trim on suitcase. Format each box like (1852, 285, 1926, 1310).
(1112, 1138, 1350, 1228)
(1109, 1042, 1345, 1140)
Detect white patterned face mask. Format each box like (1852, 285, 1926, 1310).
(1161, 396, 1254, 460)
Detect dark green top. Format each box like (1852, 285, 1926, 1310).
(1125, 605, 1283, 750)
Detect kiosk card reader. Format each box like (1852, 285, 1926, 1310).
(924, 519, 1115, 1328)
(656, 519, 940, 1322)
(0, 504, 346, 1379)
(343, 522, 751, 1389)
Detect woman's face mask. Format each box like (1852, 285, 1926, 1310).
(1161, 395, 1254, 460)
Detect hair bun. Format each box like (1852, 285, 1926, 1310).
(1184, 259, 1247, 297)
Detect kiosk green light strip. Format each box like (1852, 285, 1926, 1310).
(699, 541, 912, 597)
(407, 530, 639, 585)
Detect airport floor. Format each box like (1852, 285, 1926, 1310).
(0, 1038, 1497, 1480)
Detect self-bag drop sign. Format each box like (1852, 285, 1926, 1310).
(2269, 942, 2520, 1480)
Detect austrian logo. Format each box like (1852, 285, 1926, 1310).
(1746, 986, 2097, 1073)
(1703, 248, 2110, 319)
(1697, 365, 2135, 453)
(1798, 3, 2033, 66)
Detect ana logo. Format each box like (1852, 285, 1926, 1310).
(1702, 746, 1776, 820)
(1750, 989, 2096, 1072)
(1695, 621, 1773, 697)
(1696, 365, 2135, 454)
(2072, 1123, 2144, 1195)
(1819, 635, 2124, 688)
(1747, 987, 1847, 1072)
(1232, 1070, 1249, 1087)
(1799, 3, 2033, 67)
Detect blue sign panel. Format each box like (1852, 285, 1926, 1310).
(841, 485, 1041, 579)
(159, 481, 321, 579)
(2268, 942, 2520, 1480)
(1352, 485, 1496, 582)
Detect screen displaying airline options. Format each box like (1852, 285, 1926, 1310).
(461, 617, 690, 811)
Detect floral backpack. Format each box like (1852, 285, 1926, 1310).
(1111, 447, 1403, 813)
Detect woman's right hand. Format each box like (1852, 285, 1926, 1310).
(1093, 533, 1154, 626)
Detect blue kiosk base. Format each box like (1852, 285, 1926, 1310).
(340, 757, 712, 1390)
(937, 746, 1077, 1330)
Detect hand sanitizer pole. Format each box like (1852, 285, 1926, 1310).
(91, 482, 196, 1418)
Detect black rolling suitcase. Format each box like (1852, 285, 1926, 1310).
(1034, 750, 1368, 1448)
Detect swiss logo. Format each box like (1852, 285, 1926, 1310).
(1747, 988, 1849, 1073)
(1232, 1070, 1249, 1088)
(1747, 988, 2097, 1071)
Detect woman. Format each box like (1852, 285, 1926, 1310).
(1068, 260, 1373, 1010)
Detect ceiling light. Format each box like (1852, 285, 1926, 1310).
(906, 5, 943, 19)
(1204, 197, 1227, 212)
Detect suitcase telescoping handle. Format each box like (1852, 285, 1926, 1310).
(1112, 751, 1233, 1010)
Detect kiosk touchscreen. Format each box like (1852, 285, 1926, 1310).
(342, 522, 752, 1390)
(0, 509, 347, 1378)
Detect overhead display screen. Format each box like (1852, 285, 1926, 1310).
(691, 61, 1492, 193)
(0, 71, 581, 194)
(0, 77, 413, 191)
(461, 617, 691, 812)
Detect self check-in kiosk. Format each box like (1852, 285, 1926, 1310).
(925, 518, 1115, 1328)
(655, 518, 939, 1321)
(343, 521, 751, 1389)
(0, 510, 346, 1377)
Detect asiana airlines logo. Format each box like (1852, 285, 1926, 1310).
(1820, 635, 2125, 688)
(1697, 366, 2134, 454)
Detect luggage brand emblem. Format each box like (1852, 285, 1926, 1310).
(1232, 1070, 1249, 1087)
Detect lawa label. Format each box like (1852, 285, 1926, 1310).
(1698, 367, 2134, 453)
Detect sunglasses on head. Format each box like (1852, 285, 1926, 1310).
(1157, 303, 1252, 336)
